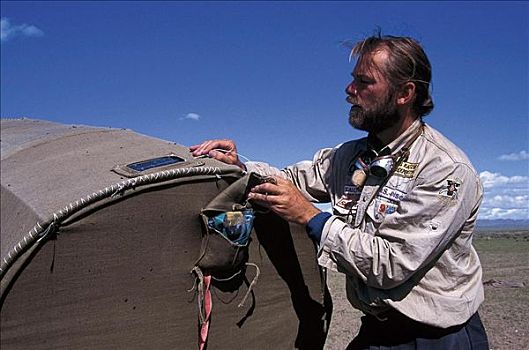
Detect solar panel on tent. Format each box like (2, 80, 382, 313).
(0, 118, 331, 349)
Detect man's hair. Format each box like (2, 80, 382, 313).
(350, 32, 434, 117)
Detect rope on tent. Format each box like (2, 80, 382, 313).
(237, 263, 260, 308)
(0, 166, 231, 278)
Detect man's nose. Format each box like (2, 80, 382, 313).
(346, 82, 357, 96)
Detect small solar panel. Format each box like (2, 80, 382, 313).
(127, 155, 185, 172)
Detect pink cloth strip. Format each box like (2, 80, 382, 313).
(199, 275, 212, 350)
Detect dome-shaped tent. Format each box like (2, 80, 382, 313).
(1, 118, 331, 349)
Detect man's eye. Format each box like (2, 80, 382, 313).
(354, 80, 369, 87)
(353, 77, 372, 85)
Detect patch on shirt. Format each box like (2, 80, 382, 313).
(369, 197, 399, 224)
(394, 162, 419, 178)
(336, 185, 362, 210)
(377, 201, 398, 215)
(438, 179, 461, 199)
(377, 186, 407, 203)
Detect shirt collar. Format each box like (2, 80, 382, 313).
(383, 118, 424, 156)
(360, 118, 424, 161)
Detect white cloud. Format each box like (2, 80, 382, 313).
(478, 207, 529, 220)
(180, 112, 201, 121)
(1, 17, 44, 42)
(483, 194, 528, 208)
(479, 171, 528, 189)
(498, 150, 529, 161)
(478, 171, 529, 220)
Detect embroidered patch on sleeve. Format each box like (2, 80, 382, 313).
(439, 179, 461, 199)
(394, 162, 419, 178)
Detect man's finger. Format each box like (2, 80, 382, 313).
(251, 182, 279, 195)
(190, 140, 234, 156)
(209, 150, 232, 163)
(248, 191, 274, 205)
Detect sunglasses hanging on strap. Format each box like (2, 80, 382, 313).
(352, 123, 424, 188)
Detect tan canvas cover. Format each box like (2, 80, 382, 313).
(1, 118, 331, 349)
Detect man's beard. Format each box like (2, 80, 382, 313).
(348, 92, 401, 134)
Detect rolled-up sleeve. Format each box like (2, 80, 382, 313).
(246, 147, 334, 203)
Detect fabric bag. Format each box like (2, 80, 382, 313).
(194, 172, 271, 279)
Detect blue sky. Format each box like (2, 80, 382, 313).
(1, 1, 528, 220)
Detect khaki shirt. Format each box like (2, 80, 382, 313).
(246, 119, 484, 328)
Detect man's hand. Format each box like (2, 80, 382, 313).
(248, 176, 321, 226)
(189, 139, 246, 170)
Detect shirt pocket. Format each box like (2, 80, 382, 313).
(366, 175, 414, 225)
(367, 196, 399, 224)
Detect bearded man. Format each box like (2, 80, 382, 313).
(191, 33, 489, 349)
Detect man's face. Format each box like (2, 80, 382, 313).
(346, 50, 400, 134)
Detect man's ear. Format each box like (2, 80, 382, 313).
(397, 82, 416, 106)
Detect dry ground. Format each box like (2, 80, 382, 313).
(323, 231, 529, 350)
